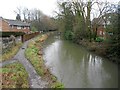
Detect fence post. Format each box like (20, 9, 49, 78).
(21, 35, 24, 42)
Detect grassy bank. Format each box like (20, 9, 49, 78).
(0, 62, 29, 88)
(1, 42, 22, 62)
(25, 34, 64, 88)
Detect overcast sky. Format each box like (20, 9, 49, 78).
(0, 0, 57, 19)
(0, 0, 119, 19)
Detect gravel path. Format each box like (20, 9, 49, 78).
(1, 40, 48, 88)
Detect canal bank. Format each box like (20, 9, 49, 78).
(42, 34, 118, 88)
(75, 39, 120, 64)
(25, 33, 64, 88)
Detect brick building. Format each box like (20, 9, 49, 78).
(0, 17, 30, 33)
(92, 13, 117, 40)
(92, 18, 106, 39)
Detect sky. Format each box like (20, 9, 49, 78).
(0, 0, 58, 19)
(0, 0, 119, 19)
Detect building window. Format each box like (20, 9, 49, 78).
(100, 31, 102, 35)
(103, 32, 105, 35)
(10, 25, 14, 29)
(24, 27, 26, 29)
(17, 26, 21, 29)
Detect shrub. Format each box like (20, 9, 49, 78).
(64, 31, 74, 40)
(1, 32, 25, 37)
(31, 26, 37, 32)
(95, 37, 104, 42)
(51, 82, 64, 88)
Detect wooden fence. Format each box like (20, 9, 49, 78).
(2, 32, 40, 54)
(22, 32, 40, 42)
(2, 37, 14, 54)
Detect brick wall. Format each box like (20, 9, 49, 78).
(2, 19, 10, 31)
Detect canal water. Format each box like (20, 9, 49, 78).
(43, 35, 118, 88)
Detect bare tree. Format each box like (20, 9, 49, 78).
(14, 7, 22, 20)
(91, 1, 116, 40)
(22, 7, 29, 22)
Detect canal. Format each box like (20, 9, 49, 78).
(43, 34, 118, 88)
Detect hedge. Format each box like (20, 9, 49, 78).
(0, 32, 25, 37)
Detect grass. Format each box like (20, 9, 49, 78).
(25, 34, 64, 88)
(0, 62, 29, 88)
(1, 42, 22, 62)
(25, 40, 44, 76)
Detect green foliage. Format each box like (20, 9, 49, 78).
(106, 10, 120, 60)
(25, 35, 64, 88)
(57, 2, 74, 40)
(51, 82, 64, 88)
(57, 1, 91, 42)
(51, 76, 64, 88)
(1, 32, 25, 37)
(25, 43, 44, 76)
(64, 31, 74, 40)
(31, 26, 37, 32)
(95, 37, 104, 42)
(1, 42, 22, 62)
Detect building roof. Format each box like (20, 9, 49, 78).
(92, 13, 117, 26)
(92, 18, 104, 25)
(5, 19, 30, 27)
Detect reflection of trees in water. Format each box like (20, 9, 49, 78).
(44, 35, 118, 87)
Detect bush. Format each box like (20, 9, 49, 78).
(1, 32, 25, 37)
(64, 31, 74, 40)
(31, 26, 37, 32)
(51, 82, 64, 88)
(95, 37, 104, 42)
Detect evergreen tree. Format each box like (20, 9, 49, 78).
(16, 14, 21, 21)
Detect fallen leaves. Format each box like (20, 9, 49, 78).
(1, 62, 29, 88)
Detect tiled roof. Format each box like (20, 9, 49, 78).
(5, 19, 30, 26)
(92, 17, 105, 25)
(92, 12, 117, 26)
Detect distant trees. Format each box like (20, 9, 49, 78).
(92, 1, 117, 40)
(16, 14, 21, 21)
(56, 0, 120, 61)
(15, 7, 22, 21)
(56, 0, 118, 42)
(106, 4, 120, 61)
(56, 0, 93, 41)
(22, 7, 29, 22)
(14, 7, 57, 32)
(57, 2, 74, 40)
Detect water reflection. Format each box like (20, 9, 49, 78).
(43, 35, 118, 88)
